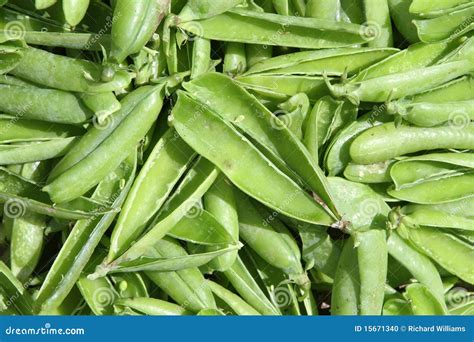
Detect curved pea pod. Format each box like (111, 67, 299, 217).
(0, 116, 83, 143)
(306, 0, 340, 20)
(109, 0, 168, 64)
(409, 0, 472, 14)
(35, 0, 57, 9)
(177, 8, 372, 49)
(115, 297, 191, 316)
(387, 0, 419, 43)
(383, 298, 414, 315)
(34, 155, 136, 314)
(62, 0, 90, 26)
(10, 46, 132, 93)
(106, 157, 219, 269)
(0, 167, 115, 220)
(398, 224, 474, 284)
(411, 76, 474, 103)
(203, 176, 239, 272)
(223, 42, 247, 76)
(404, 283, 447, 315)
(350, 123, 474, 164)
(191, 37, 213, 79)
(324, 112, 391, 176)
(183, 73, 338, 218)
(244, 47, 397, 76)
(80, 93, 121, 124)
(235, 191, 305, 280)
(403, 196, 474, 218)
(0, 138, 77, 165)
(223, 255, 280, 315)
(0, 39, 25, 74)
(331, 237, 359, 315)
(0, 84, 92, 124)
(344, 160, 393, 184)
(400, 209, 474, 232)
(207, 280, 260, 315)
(330, 59, 474, 104)
(357, 229, 388, 315)
(414, 5, 474, 43)
(172, 91, 334, 226)
(0, 261, 33, 314)
(362, 0, 393, 48)
(236, 74, 329, 101)
(277, 93, 310, 140)
(108, 129, 195, 261)
(45, 83, 166, 203)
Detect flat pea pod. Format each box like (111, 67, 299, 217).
(404, 283, 447, 315)
(350, 122, 474, 164)
(331, 237, 359, 315)
(383, 298, 413, 315)
(401, 209, 474, 232)
(183, 73, 337, 218)
(177, 8, 372, 49)
(172, 91, 334, 226)
(62, 0, 90, 26)
(343, 160, 393, 184)
(331, 60, 474, 104)
(108, 129, 195, 261)
(357, 229, 387, 315)
(411, 76, 474, 103)
(0, 39, 24, 74)
(0, 116, 83, 143)
(34, 155, 136, 314)
(45, 84, 166, 203)
(115, 297, 191, 316)
(0, 138, 77, 165)
(277, 93, 310, 140)
(191, 38, 213, 79)
(409, 0, 472, 14)
(35, 0, 57, 9)
(246, 44, 272, 68)
(10, 46, 132, 93)
(207, 280, 261, 316)
(403, 196, 474, 218)
(414, 5, 474, 43)
(362, 0, 393, 48)
(223, 255, 280, 315)
(203, 176, 239, 272)
(108, 0, 168, 64)
(80, 93, 121, 124)
(0, 261, 33, 314)
(0, 84, 92, 124)
(177, 0, 244, 20)
(399, 224, 474, 284)
(306, 0, 340, 20)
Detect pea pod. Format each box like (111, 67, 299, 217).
(183, 73, 338, 218)
(191, 38, 213, 79)
(10, 46, 132, 93)
(362, 0, 393, 48)
(45, 83, 166, 203)
(34, 154, 136, 314)
(0, 261, 33, 314)
(246, 44, 272, 68)
(172, 91, 334, 226)
(35, 0, 57, 9)
(404, 283, 447, 315)
(403, 197, 474, 218)
(409, 0, 472, 14)
(383, 298, 413, 315)
(178, 0, 245, 20)
(0, 39, 24, 74)
(306, 0, 340, 20)
(207, 280, 261, 315)
(350, 123, 474, 164)
(80, 93, 121, 124)
(115, 297, 191, 316)
(400, 209, 474, 232)
(177, 8, 372, 49)
(108, 129, 195, 261)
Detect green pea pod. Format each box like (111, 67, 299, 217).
(172, 91, 334, 226)
(197, 308, 225, 315)
(340, 0, 364, 23)
(207, 280, 261, 315)
(403, 197, 474, 218)
(399, 224, 474, 284)
(387, 0, 419, 43)
(191, 37, 213, 79)
(203, 176, 239, 272)
(178, 0, 245, 20)
(223, 255, 280, 315)
(109, 0, 168, 64)
(35, 0, 57, 9)
(246, 44, 272, 68)
(306, 0, 340, 20)
(244, 47, 396, 76)
(414, 5, 474, 43)
(0, 116, 84, 143)
(10, 46, 132, 93)
(177, 9, 372, 49)
(324, 111, 391, 176)
(344, 160, 393, 184)
(0, 84, 92, 124)
(383, 298, 413, 315)
(45, 83, 166, 203)
(183, 73, 338, 219)
(0, 167, 115, 220)
(411, 76, 474, 103)
(224, 42, 247, 76)
(362, 0, 393, 48)
(80, 93, 121, 124)
(115, 297, 191, 315)
(357, 229, 387, 315)
(0, 39, 24, 74)
(0, 138, 77, 165)
(0, 261, 33, 314)
(107, 158, 219, 268)
(404, 283, 447, 315)
(331, 60, 473, 104)
(409, 0, 471, 14)
(350, 123, 474, 164)
(401, 209, 474, 232)
(34, 154, 136, 314)
(108, 129, 195, 261)
(331, 237, 359, 315)
(278, 93, 310, 140)
(111, 272, 148, 299)
(62, 0, 90, 26)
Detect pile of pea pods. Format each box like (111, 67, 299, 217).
(0, 0, 473, 317)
